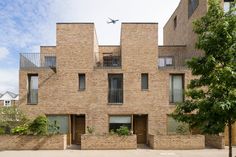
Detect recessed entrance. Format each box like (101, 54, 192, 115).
(133, 115, 148, 144)
(71, 115, 85, 145)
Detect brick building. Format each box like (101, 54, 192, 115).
(18, 0, 235, 146)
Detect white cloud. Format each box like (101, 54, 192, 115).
(0, 47, 9, 60)
(0, 68, 18, 94)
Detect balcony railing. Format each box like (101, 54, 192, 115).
(96, 56, 121, 68)
(20, 53, 56, 69)
(108, 89, 123, 104)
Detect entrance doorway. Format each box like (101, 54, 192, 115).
(133, 115, 147, 144)
(71, 115, 85, 145)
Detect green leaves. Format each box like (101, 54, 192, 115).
(172, 0, 236, 136)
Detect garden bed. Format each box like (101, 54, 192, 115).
(0, 134, 67, 150)
(81, 134, 137, 150)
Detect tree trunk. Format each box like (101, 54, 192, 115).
(228, 120, 232, 157)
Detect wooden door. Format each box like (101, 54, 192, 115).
(75, 116, 85, 144)
(133, 115, 147, 144)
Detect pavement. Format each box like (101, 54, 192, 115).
(0, 147, 236, 157)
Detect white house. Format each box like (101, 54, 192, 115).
(0, 91, 19, 107)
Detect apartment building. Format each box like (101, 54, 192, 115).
(18, 0, 235, 146)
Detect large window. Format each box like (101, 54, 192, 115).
(28, 74, 38, 104)
(188, 0, 199, 18)
(141, 73, 148, 90)
(47, 115, 69, 134)
(78, 74, 86, 91)
(167, 116, 189, 134)
(108, 74, 123, 103)
(109, 116, 131, 131)
(169, 74, 184, 103)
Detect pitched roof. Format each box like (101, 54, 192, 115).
(0, 91, 18, 99)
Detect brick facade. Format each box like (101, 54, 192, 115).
(18, 0, 229, 149)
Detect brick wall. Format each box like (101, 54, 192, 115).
(205, 135, 225, 149)
(81, 134, 137, 150)
(0, 134, 67, 150)
(148, 134, 205, 150)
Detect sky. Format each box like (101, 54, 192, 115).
(0, 0, 180, 94)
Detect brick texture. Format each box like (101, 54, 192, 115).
(0, 135, 67, 150)
(148, 134, 205, 150)
(205, 135, 225, 149)
(81, 134, 137, 150)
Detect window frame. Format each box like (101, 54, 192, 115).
(108, 74, 123, 104)
(78, 73, 86, 91)
(109, 115, 132, 132)
(27, 74, 38, 105)
(4, 100, 11, 107)
(158, 56, 174, 67)
(141, 73, 149, 90)
(169, 74, 184, 104)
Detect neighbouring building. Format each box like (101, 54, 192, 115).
(18, 0, 235, 146)
(0, 91, 19, 107)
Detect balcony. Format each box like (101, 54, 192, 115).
(20, 53, 56, 71)
(108, 89, 123, 104)
(96, 56, 121, 68)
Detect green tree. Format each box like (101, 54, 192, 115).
(0, 106, 29, 134)
(171, 0, 236, 157)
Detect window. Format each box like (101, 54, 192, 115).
(79, 74, 86, 91)
(28, 74, 38, 104)
(174, 16, 177, 29)
(141, 73, 148, 90)
(167, 116, 189, 134)
(188, 0, 199, 18)
(109, 116, 131, 131)
(4, 100, 11, 107)
(224, 0, 235, 13)
(45, 56, 56, 67)
(169, 74, 184, 103)
(158, 57, 173, 67)
(47, 115, 69, 134)
(108, 74, 123, 103)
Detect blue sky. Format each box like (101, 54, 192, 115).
(0, 0, 180, 93)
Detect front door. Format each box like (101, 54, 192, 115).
(133, 115, 147, 144)
(74, 115, 85, 145)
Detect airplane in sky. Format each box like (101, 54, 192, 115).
(107, 18, 119, 24)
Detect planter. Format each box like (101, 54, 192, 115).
(0, 134, 67, 150)
(81, 134, 137, 150)
(205, 135, 225, 149)
(148, 134, 205, 150)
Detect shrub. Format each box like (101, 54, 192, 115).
(0, 127, 5, 135)
(29, 115, 48, 135)
(11, 124, 29, 135)
(87, 126, 95, 134)
(48, 121, 60, 135)
(116, 126, 130, 136)
(176, 123, 189, 135)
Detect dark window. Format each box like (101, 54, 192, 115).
(174, 16, 177, 29)
(169, 74, 184, 103)
(108, 74, 123, 103)
(28, 74, 38, 104)
(44, 56, 56, 67)
(109, 116, 131, 132)
(188, 0, 199, 18)
(79, 74, 86, 91)
(141, 73, 148, 90)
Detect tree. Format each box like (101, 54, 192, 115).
(0, 106, 29, 134)
(171, 0, 236, 157)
